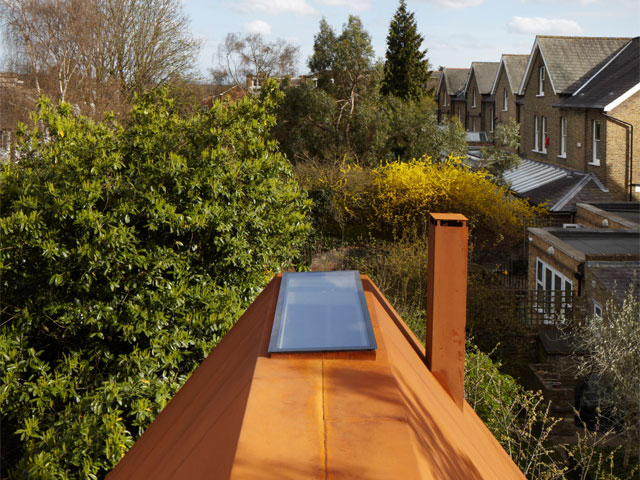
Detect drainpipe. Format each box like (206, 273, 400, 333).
(426, 213, 469, 410)
(602, 112, 634, 201)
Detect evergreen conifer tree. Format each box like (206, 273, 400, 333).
(308, 18, 337, 73)
(381, 0, 429, 100)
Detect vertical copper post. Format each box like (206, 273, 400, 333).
(426, 213, 469, 409)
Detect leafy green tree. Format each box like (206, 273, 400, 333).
(0, 81, 310, 478)
(381, 0, 429, 100)
(308, 17, 337, 74)
(333, 15, 375, 108)
(480, 120, 522, 178)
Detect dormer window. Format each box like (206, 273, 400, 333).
(538, 66, 545, 96)
(268, 271, 377, 353)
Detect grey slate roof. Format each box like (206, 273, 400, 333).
(503, 158, 612, 211)
(471, 62, 499, 94)
(587, 261, 640, 306)
(502, 55, 529, 93)
(557, 37, 639, 110)
(443, 68, 469, 96)
(536, 36, 631, 94)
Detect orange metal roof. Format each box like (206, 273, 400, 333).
(108, 275, 525, 479)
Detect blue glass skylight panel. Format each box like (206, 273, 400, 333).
(268, 271, 377, 353)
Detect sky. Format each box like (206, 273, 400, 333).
(186, 0, 639, 79)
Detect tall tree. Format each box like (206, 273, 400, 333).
(381, 0, 429, 100)
(212, 33, 300, 93)
(0, 0, 201, 117)
(308, 18, 337, 74)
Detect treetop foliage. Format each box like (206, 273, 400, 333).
(308, 17, 337, 74)
(381, 0, 429, 100)
(0, 81, 310, 478)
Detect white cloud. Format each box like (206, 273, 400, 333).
(316, 0, 371, 10)
(245, 19, 272, 35)
(418, 0, 483, 8)
(507, 16, 583, 35)
(235, 0, 317, 15)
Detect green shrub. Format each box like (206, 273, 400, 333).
(0, 82, 310, 478)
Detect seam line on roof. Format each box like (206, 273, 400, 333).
(322, 360, 328, 480)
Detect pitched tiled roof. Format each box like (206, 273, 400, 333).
(503, 158, 612, 211)
(534, 36, 631, 94)
(502, 55, 529, 93)
(556, 37, 639, 110)
(443, 68, 469, 95)
(588, 261, 640, 305)
(471, 62, 499, 94)
(108, 275, 526, 480)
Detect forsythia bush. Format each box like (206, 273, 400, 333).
(0, 82, 310, 478)
(306, 155, 545, 245)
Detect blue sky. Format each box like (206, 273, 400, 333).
(186, 0, 639, 79)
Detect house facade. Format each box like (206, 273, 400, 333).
(491, 55, 528, 127)
(464, 62, 498, 133)
(518, 36, 637, 200)
(435, 68, 468, 125)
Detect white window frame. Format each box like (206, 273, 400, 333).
(535, 258, 573, 322)
(533, 115, 539, 152)
(442, 92, 447, 107)
(472, 89, 476, 108)
(593, 301, 603, 318)
(541, 116, 547, 153)
(538, 66, 545, 96)
(559, 117, 567, 158)
(591, 120, 601, 166)
(503, 88, 508, 111)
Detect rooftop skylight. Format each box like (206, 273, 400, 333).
(268, 271, 377, 353)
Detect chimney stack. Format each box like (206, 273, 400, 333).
(426, 213, 469, 409)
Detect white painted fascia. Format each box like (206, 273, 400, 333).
(573, 40, 632, 97)
(490, 58, 506, 95)
(518, 37, 558, 96)
(435, 71, 445, 96)
(462, 64, 475, 95)
(604, 83, 640, 112)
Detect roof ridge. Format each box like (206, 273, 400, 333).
(537, 35, 632, 40)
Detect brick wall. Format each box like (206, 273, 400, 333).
(574, 203, 636, 229)
(527, 230, 583, 295)
(482, 100, 495, 133)
(466, 71, 481, 132)
(605, 90, 640, 201)
(494, 68, 518, 127)
(452, 99, 466, 127)
(437, 83, 451, 120)
(520, 50, 566, 165)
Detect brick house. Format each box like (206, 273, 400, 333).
(555, 37, 640, 201)
(435, 67, 468, 124)
(463, 62, 499, 133)
(527, 226, 640, 321)
(575, 202, 640, 230)
(517, 36, 637, 201)
(490, 54, 528, 127)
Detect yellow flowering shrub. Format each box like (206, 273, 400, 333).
(366, 156, 545, 245)
(325, 157, 546, 245)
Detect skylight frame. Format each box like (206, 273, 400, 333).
(268, 271, 377, 354)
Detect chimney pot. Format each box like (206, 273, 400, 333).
(426, 213, 469, 409)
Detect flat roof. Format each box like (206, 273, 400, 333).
(554, 231, 640, 255)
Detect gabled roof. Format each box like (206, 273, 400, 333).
(437, 68, 469, 96)
(465, 62, 499, 95)
(519, 36, 631, 95)
(427, 70, 442, 93)
(503, 158, 611, 211)
(108, 275, 525, 479)
(556, 37, 640, 111)
(491, 54, 529, 95)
